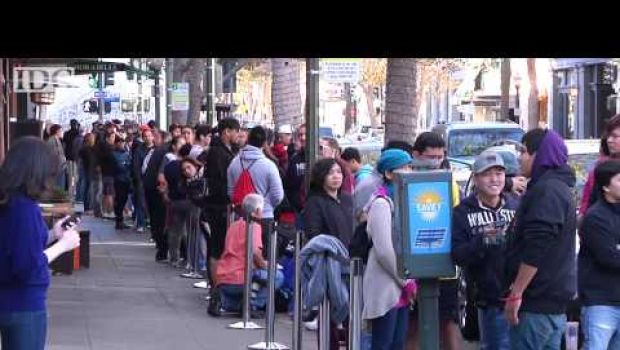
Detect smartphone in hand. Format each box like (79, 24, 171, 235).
(61, 213, 81, 230)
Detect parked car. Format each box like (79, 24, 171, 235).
(340, 140, 383, 166)
(432, 121, 525, 190)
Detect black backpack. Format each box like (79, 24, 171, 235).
(348, 193, 389, 264)
(349, 222, 373, 264)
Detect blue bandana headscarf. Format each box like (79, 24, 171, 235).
(377, 149, 412, 199)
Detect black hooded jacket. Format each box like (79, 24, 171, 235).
(504, 165, 577, 314)
(452, 193, 519, 307)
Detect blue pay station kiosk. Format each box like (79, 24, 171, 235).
(393, 169, 456, 350)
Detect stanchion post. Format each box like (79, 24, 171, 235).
(248, 221, 289, 349)
(229, 214, 263, 330)
(292, 230, 303, 350)
(319, 296, 330, 350)
(348, 258, 362, 350)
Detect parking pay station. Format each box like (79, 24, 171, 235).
(394, 169, 456, 350)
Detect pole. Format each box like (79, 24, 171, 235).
(206, 58, 216, 127)
(319, 295, 330, 350)
(292, 230, 303, 350)
(138, 59, 143, 125)
(98, 71, 104, 122)
(166, 58, 174, 127)
(348, 258, 362, 350)
(154, 69, 161, 127)
(248, 221, 289, 350)
(229, 215, 263, 330)
(418, 279, 440, 350)
(305, 58, 320, 190)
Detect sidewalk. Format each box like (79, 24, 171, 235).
(46, 215, 317, 350)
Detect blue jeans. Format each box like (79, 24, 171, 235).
(0, 310, 47, 350)
(478, 307, 510, 350)
(56, 167, 67, 191)
(75, 164, 86, 202)
(133, 188, 146, 229)
(371, 306, 409, 350)
(219, 269, 284, 312)
(510, 312, 566, 350)
(582, 305, 620, 350)
(80, 174, 91, 211)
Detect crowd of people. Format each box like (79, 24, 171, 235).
(4, 113, 620, 350)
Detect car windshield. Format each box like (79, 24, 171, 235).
(448, 129, 524, 157)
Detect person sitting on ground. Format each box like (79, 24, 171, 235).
(209, 193, 284, 318)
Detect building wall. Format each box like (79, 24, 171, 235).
(551, 59, 617, 139)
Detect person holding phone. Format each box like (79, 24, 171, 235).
(0, 137, 81, 350)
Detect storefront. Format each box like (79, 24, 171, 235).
(551, 58, 617, 139)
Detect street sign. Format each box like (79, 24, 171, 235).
(171, 82, 189, 111)
(321, 58, 361, 83)
(73, 61, 125, 74)
(94, 91, 107, 98)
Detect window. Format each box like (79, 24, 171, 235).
(448, 129, 524, 157)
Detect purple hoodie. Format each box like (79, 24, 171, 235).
(530, 129, 568, 184)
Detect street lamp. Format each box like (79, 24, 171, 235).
(513, 72, 522, 111)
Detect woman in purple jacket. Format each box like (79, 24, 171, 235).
(0, 137, 81, 350)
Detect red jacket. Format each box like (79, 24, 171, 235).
(272, 143, 289, 174)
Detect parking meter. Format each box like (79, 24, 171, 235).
(393, 169, 455, 278)
(393, 169, 455, 350)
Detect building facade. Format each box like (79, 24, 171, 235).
(550, 58, 618, 139)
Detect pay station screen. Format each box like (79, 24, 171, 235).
(407, 182, 451, 255)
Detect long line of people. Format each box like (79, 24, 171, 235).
(46, 114, 620, 350)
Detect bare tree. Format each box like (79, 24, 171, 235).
(361, 58, 387, 128)
(385, 58, 418, 145)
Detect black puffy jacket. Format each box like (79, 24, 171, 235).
(579, 198, 620, 306)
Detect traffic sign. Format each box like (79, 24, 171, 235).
(94, 91, 107, 98)
(171, 83, 189, 111)
(73, 61, 125, 74)
(321, 58, 361, 83)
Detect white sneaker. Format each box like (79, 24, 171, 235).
(193, 281, 209, 289)
(304, 318, 318, 331)
(181, 272, 204, 279)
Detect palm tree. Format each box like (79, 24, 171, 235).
(384, 58, 418, 145)
(186, 58, 205, 126)
(271, 58, 302, 128)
